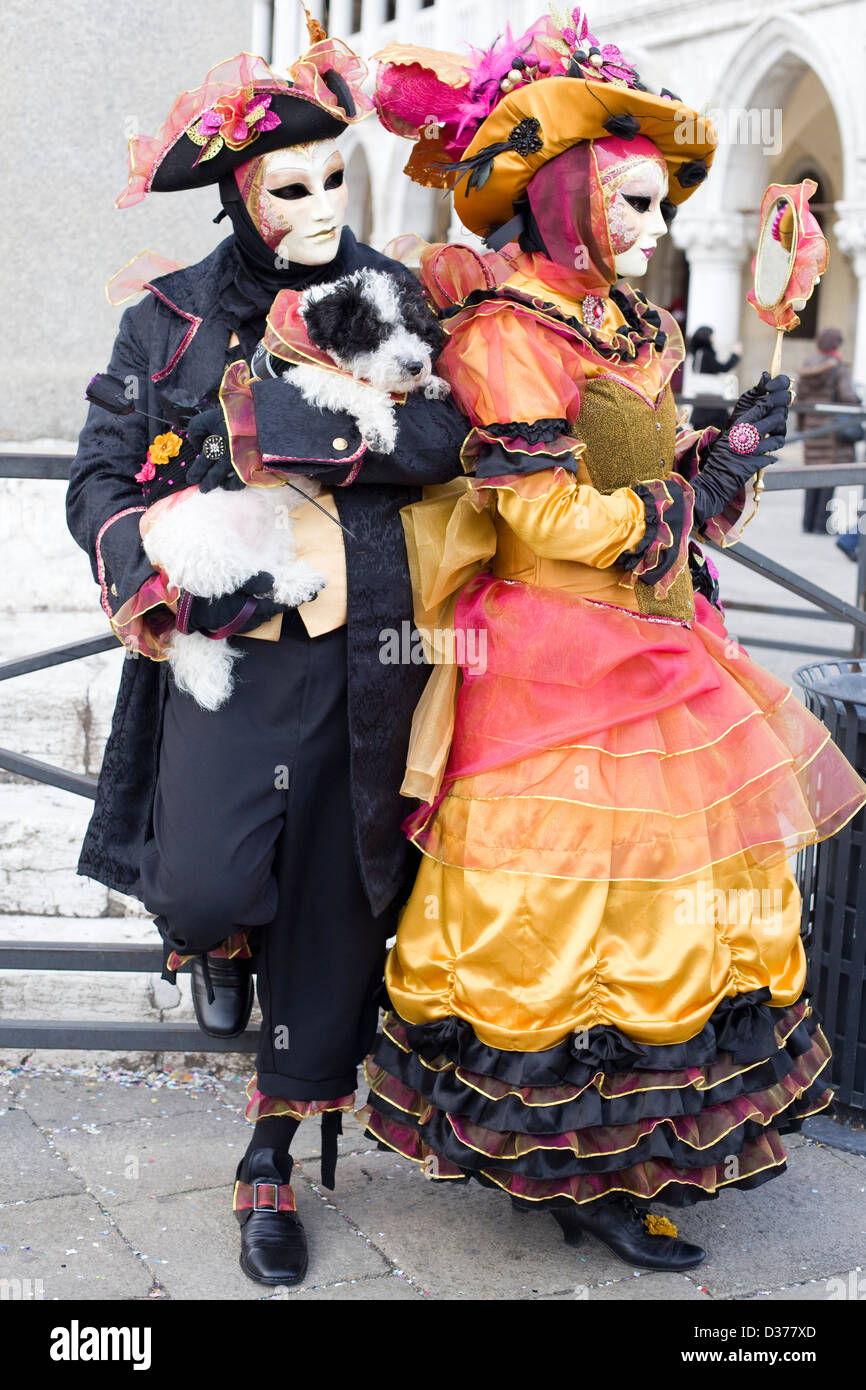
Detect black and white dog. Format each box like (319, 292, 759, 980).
(287, 266, 451, 450)
(142, 268, 449, 710)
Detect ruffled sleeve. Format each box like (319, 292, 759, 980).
(438, 303, 587, 475)
(617, 475, 696, 598)
(95, 506, 179, 659)
(109, 569, 179, 659)
(476, 466, 647, 566)
(439, 305, 693, 597)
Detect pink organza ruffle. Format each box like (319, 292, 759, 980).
(403, 586, 866, 880)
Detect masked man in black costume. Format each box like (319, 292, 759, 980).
(67, 35, 465, 1287)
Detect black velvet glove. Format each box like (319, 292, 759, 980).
(184, 408, 243, 492)
(727, 371, 792, 428)
(692, 380, 789, 529)
(178, 571, 291, 637)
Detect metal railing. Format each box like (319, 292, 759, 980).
(674, 402, 866, 658)
(1, 428, 865, 1053)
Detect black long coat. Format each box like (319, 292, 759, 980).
(67, 234, 466, 918)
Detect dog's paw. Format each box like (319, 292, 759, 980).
(272, 563, 328, 607)
(364, 425, 397, 453)
(423, 375, 451, 400)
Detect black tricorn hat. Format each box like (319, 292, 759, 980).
(116, 41, 373, 208)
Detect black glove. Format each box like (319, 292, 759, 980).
(691, 378, 790, 529)
(177, 572, 290, 637)
(727, 371, 792, 428)
(184, 407, 243, 492)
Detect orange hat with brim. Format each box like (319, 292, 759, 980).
(452, 77, 716, 238)
(375, 12, 717, 240)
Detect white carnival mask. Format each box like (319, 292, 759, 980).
(237, 139, 349, 266)
(603, 158, 670, 278)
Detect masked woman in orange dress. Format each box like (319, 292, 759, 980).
(358, 10, 866, 1271)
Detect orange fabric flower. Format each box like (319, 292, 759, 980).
(147, 431, 183, 467)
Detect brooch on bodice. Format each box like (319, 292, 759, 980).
(579, 294, 606, 329)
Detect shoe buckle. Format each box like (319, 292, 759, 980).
(252, 1180, 279, 1212)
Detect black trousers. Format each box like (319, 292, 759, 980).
(139, 610, 391, 1100)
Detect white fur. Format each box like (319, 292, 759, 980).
(283, 363, 399, 453)
(146, 269, 448, 713)
(165, 628, 242, 711)
(143, 483, 326, 711)
(297, 270, 450, 426)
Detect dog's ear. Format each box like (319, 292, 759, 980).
(394, 276, 446, 356)
(302, 279, 388, 358)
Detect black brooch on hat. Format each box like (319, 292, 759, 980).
(441, 116, 545, 193)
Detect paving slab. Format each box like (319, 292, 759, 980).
(670, 1141, 866, 1300)
(0, 1109, 82, 1203)
(534, 1272, 710, 1301)
(48, 1102, 380, 1204)
(803, 1114, 866, 1157)
(49, 1106, 253, 1205)
(111, 1179, 392, 1300)
(0, 1193, 154, 1300)
(278, 1272, 425, 1300)
(12, 1074, 222, 1129)
(740, 1271, 865, 1301)
(318, 1148, 641, 1299)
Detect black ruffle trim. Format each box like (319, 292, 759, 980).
(617, 484, 661, 570)
(438, 280, 667, 363)
(483, 418, 570, 445)
(498, 1162, 788, 1212)
(619, 479, 689, 586)
(475, 441, 581, 480)
(391, 987, 794, 1086)
(371, 1009, 820, 1136)
(364, 1079, 829, 1181)
(366, 1138, 790, 1210)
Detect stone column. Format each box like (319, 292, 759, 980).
(834, 203, 866, 391)
(671, 212, 751, 352)
(329, 0, 354, 39)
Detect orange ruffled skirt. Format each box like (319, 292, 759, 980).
(358, 579, 866, 1207)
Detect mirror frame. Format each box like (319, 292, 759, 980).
(753, 194, 800, 310)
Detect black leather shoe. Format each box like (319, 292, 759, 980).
(552, 1196, 706, 1271)
(235, 1148, 308, 1287)
(191, 953, 254, 1038)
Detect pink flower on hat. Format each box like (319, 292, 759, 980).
(561, 7, 640, 88)
(198, 87, 281, 151)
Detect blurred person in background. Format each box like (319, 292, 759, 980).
(796, 326, 862, 535)
(687, 324, 742, 430)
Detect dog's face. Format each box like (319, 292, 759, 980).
(300, 269, 446, 393)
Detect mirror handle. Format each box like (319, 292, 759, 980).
(751, 327, 786, 501)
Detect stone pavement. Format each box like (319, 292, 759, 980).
(1, 1063, 864, 1302)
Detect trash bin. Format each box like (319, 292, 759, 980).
(794, 660, 866, 1110)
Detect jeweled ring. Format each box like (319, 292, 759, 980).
(202, 434, 226, 461)
(728, 421, 761, 455)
